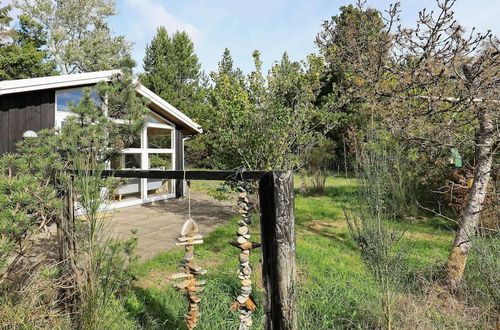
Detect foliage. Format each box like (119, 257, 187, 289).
(302, 139, 336, 194)
(203, 49, 329, 170)
(140, 27, 210, 168)
(0, 137, 62, 286)
(0, 263, 71, 329)
(49, 68, 147, 328)
(123, 177, 490, 328)
(344, 129, 410, 330)
(71, 156, 139, 329)
(0, 5, 12, 41)
(0, 67, 147, 328)
(141, 27, 207, 121)
(0, 5, 55, 80)
(313, 3, 388, 169)
(14, 0, 131, 74)
(317, 0, 500, 286)
(465, 232, 499, 321)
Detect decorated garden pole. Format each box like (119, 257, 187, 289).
(230, 185, 261, 329)
(172, 218, 207, 329)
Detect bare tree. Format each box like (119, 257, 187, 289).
(318, 0, 499, 288)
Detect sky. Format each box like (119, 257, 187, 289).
(6, 0, 500, 74)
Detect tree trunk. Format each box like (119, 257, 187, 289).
(444, 108, 495, 289)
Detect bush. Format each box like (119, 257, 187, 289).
(464, 232, 499, 324)
(344, 128, 410, 329)
(303, 139, 336, 194)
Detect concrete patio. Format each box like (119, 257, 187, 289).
(107, 191, 236, 259)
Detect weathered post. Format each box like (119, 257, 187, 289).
(259, 171, 297, 330)
(57, 175, 78, 313)
(58, 176, 76, 262)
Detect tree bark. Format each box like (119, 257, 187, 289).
(444, 108, 495, 289)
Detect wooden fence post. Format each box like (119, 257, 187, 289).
(259, 171, 297, 330)
(57, 175, 78, 313)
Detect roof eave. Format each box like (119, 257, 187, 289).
(136, 84, 202, 135)
(0, 70, 121, 95)
(0, 70, 203, 135)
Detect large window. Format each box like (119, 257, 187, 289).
(55, 87, 102, 129)
(147, 126, 172, 149)
(110, 111, 175, 201)
(55, 85, 177, 202)
(56, 87, 101, 112)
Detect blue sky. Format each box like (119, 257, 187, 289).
(109, 0, 500, 74)
(6, 0, 500, 74)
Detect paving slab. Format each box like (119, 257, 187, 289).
(107, 191, 236, 259)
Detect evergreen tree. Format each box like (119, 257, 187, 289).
(216, 47, 244, 83)
(141, 27, 206, 120)
(0, 6, 55, 80)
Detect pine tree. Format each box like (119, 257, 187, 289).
(141, 27, 206, 120)
(0, 6, 55, 80)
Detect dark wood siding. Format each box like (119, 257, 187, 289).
(0, 90, 55, 155)
(175, 129, 184, 197)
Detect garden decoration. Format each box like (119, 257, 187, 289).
(447, 147, 463, 168)
(172, 180, 207, 329)
(230, 184, 261, 330)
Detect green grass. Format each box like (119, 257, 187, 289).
(122, 176, 454, 329)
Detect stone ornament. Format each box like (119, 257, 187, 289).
(229, 185, 261, 330)
(172, 218, 207, 329)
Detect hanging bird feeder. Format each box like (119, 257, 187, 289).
(447, 148, 462, 168)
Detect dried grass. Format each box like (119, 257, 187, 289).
(393, 283, 493, 329)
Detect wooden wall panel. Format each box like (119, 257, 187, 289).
(0, 97, 8, 155)
(8, 95, 20, 152)
(40, 90, 55, 130)
(0, 89, 55, 155)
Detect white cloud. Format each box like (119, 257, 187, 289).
(121, 0, 201, 72)
(124, 0, 200, 42)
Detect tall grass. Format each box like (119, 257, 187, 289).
(70, 155, 138, 329)
(120, 175, 500, 328)
(344, 129, 410, 329)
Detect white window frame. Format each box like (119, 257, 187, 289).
(54, 87, 178, 205)
(120, 122, 176, 200)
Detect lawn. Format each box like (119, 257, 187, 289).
(122, 176, 454, 329)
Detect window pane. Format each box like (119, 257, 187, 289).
(110, 155, 122, 169)
(147, 178, 173, 196)
(57, 88, 101, 112)
(110, 154, 142, 169)
(113, 178, 141, 201)
(147, 127, 172, 149)
(147, 116, 160, 123)
(124, 154, 141, 169)
(123, 135, 141, 149)
(147, 153, 173, 196)
(148, 112, 169, 124)
(149, 153, 172, 170)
